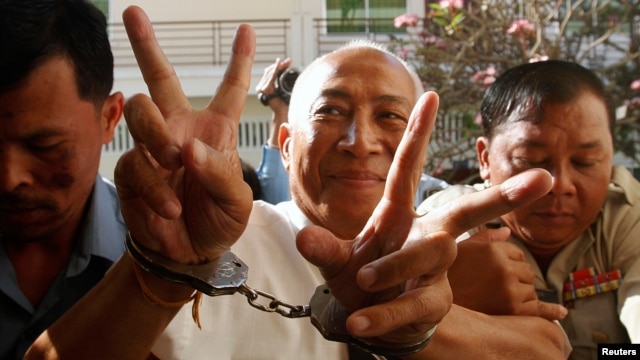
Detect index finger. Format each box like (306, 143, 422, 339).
(123, 6, 191, 114)
(383, 91, 439, 206)
(423, 168, 553, 239)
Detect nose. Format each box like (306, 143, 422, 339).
(548, 164, 576, 197)
(336, 113, 384, 157)
(0, 148, 33, 192)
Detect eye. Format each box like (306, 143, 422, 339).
(29, 143, 57, 152)
(316, 105, 341, 116)
(379, 111, 402, 119)
(573, 159, 597, 168)
(513, 157, 546, 169)
(27, 140, 62, 153)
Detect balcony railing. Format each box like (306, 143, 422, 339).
(108, 17, 403, 69)
(108, 19, 293, 68)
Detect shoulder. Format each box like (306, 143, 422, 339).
(609, 166, 640, 205)
(601, 166, 640, 236)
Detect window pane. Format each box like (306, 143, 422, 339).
(91, 0, 109, 17)
(326, 0, 366, 32)
(326, 0, 406, 33)
(370, 0, 406, 32)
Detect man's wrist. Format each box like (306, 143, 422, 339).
(258, 92, 279, 106)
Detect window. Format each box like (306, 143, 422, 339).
(326, 0, 407, 33)
(91, 0, 109, 17)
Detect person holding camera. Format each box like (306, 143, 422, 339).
(255, 58, 449, 206)
(254, 57, 297, 204)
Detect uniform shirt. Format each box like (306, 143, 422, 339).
(0, 176, 126, 360)
(151, 200, 347, 359)
(420, 166, 640, 359)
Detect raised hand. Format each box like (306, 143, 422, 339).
(449, 228, 567, 320)
(296, 91, 555, 346)
(114, 6, 256, 264)
(255, 57, 291, 100)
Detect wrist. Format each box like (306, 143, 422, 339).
(125, 252, 195, 302)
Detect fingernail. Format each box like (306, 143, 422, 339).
(193, 139, 207, 165)
(350, 316, 371, 333)
(359, 267, 378, 288)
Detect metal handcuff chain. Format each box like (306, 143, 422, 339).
(125, 233, 309, 318)
(125, 233, 434, 357)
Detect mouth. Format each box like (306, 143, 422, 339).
(532, 210, 574, 223)
(0, 205, 49, 225)
(329, 170, 385, 183)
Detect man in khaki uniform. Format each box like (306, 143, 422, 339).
(420, 60, 640, 359)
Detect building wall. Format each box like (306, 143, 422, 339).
(101, 0, 425, 179)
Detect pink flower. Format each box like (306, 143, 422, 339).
(483, 75, 496, 86)
(630, 79, 640, 91)
(625, 97, 640, 110)
(394, 13, 419, 28)
(507, 19, 536, 35)
(396, 47, 411, 59)
(439, 0, 464, 10)
(474, 112, 483, 126)
(472, 66, 497, 87)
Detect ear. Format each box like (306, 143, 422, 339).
(476, 136, 491, 180)
(99, 92, 124, 145)
(279, 123, 292, 171)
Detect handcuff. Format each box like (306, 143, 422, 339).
(125, 233, 435, 358)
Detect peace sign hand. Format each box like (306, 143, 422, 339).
(297, 91, 553, 350)
(115, 6, 256, 264)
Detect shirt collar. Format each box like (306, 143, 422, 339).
(66, 175, 126, 276)
(275, 201, 314, 233)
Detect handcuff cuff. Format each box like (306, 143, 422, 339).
(125, 233, 435, 358)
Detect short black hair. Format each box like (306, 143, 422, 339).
(0, 0, 114, 106)
(480, 60, 614, 139)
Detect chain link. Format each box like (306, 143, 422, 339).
(238, 284, 310, 318)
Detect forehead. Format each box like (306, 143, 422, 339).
(0, 57, 95, 137)
(494, 92, 612, 146)
(306, 48, 416, 99)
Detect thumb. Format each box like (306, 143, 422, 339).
(537, 301, 569, 321)
(468, 227, 511, 243)
(296, 225, 351, 280)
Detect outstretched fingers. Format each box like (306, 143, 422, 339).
(424, 168, 553, 240)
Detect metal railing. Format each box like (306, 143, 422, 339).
(108, 19, 293, 68)
(108, 17, 402, 68)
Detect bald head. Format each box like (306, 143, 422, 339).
(279, 41, 424, 239)
(288, 41, 423, 126)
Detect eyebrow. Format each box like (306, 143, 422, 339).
(319, 88, 413, 108)
(520, 139, 603, 149)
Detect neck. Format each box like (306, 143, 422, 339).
(4, 227, 79, 307)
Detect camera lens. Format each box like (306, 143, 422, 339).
(275, 67, 300, 105)
(278, 68, 299, 93)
